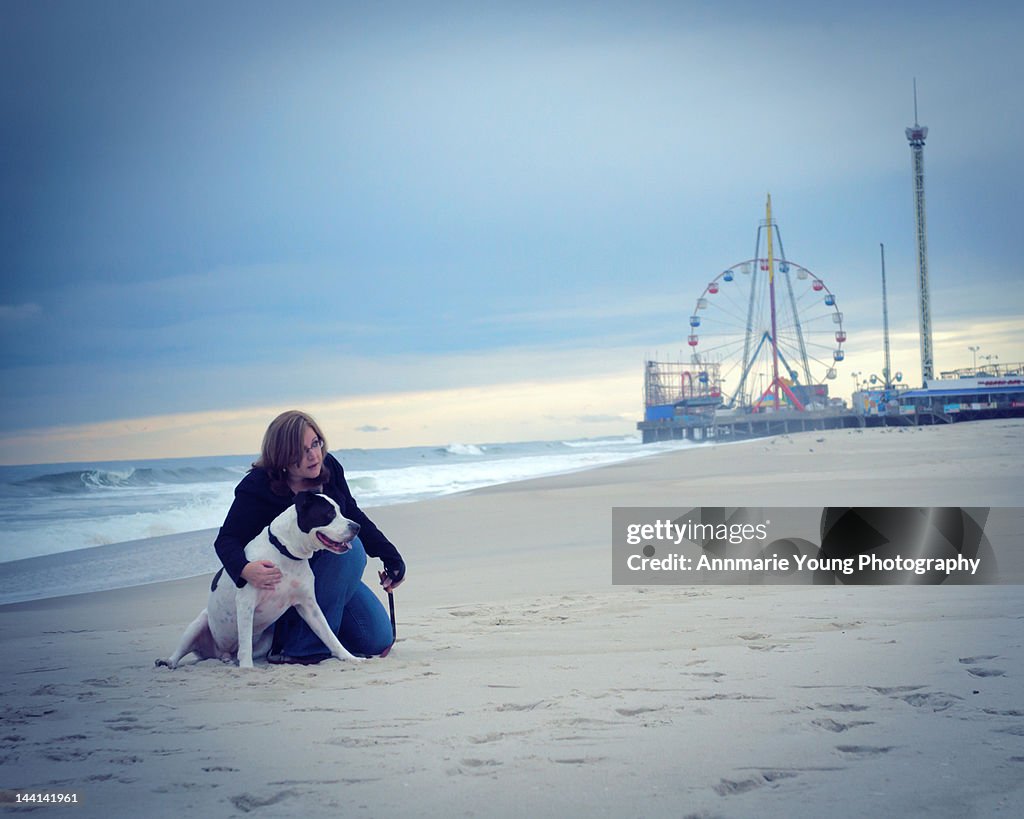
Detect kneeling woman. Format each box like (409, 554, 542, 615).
(214, 410, 405, 662)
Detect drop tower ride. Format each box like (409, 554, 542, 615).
(906, 80, 934, 382)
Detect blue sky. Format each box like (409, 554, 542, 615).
(2, 1, 1022, 464)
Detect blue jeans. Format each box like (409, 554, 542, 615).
(274, 537, 395, 659)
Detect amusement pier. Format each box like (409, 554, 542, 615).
(639, 93, 1023, 443)
(639, 360, 1024, 443)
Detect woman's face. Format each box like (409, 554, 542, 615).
(289, 424, 324, 482)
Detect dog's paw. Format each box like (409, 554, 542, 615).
(154, 658, 174, 669)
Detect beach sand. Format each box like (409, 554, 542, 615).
(2, 420, 1022, 817)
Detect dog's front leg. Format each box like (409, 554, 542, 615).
(293, 601, 363, 663)
(235, 587, 258, 669)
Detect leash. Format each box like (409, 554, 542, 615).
(378, 565, 397, 642)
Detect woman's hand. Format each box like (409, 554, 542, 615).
(379, 555, 405, 592)
(379, 569, 405, 593)
(241, 560, 283, 590)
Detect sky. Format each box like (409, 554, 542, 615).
(2, 0, 1022, 465)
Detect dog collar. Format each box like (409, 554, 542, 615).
(268, 528, 303, 561)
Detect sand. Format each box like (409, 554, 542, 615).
(1, 420, 1022, 818)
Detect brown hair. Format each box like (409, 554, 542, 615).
(253, 410, 330, 494)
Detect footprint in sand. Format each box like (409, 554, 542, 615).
(467, 730, 529, 744)
(230, 790, 302, 811)
(894, 692, 962, 712)
(868, 686, 925, 695)
(714, 770, 798, 795)
(551, 756, 607, 765)
(461, 757, 501, 768)
(836, 745, 894, 757)
(615, 706, 664, 717)
(959, 656, 1006, 678)
(494, 700, 552, 712)
(104, 714, 149, 732)
(449, 758, 502, 777)
(82, 677, 124, 689)
(966, 667, 1006, 678)
(687, 671, 726, 681)
(2, 706, 55, 724)
(811, 718, 874, 733)
(44, 747, 96, 762)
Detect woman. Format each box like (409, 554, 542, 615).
(214, 410, 405, 662)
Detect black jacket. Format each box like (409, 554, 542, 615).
(214, 453, 405, 587)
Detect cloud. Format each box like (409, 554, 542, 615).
(575, 414, 632, 424)
(0, 303, 42, 321)
(0, 370, 642, 465)
(468, 293, 680, 328)
(3, 3, 1022, 464)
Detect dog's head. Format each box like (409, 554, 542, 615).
(294, 491, 361, 554)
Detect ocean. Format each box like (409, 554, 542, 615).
(0, 435, 698, 605)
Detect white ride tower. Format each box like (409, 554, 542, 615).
(906, 81, 934, 382)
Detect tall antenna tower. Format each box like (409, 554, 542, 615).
(906, 78, 934, 382)
(880, 243, 893, 390)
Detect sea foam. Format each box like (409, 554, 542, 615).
(0, 435, 698, 603)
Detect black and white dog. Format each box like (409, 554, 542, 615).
(157, 491, 363, 669)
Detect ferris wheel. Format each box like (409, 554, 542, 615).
(686, 198, 846, 410)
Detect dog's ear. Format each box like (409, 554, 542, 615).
(294, 491, 337, 533)
(293, 491, 315, 531)
(294, 490, 316, 510)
